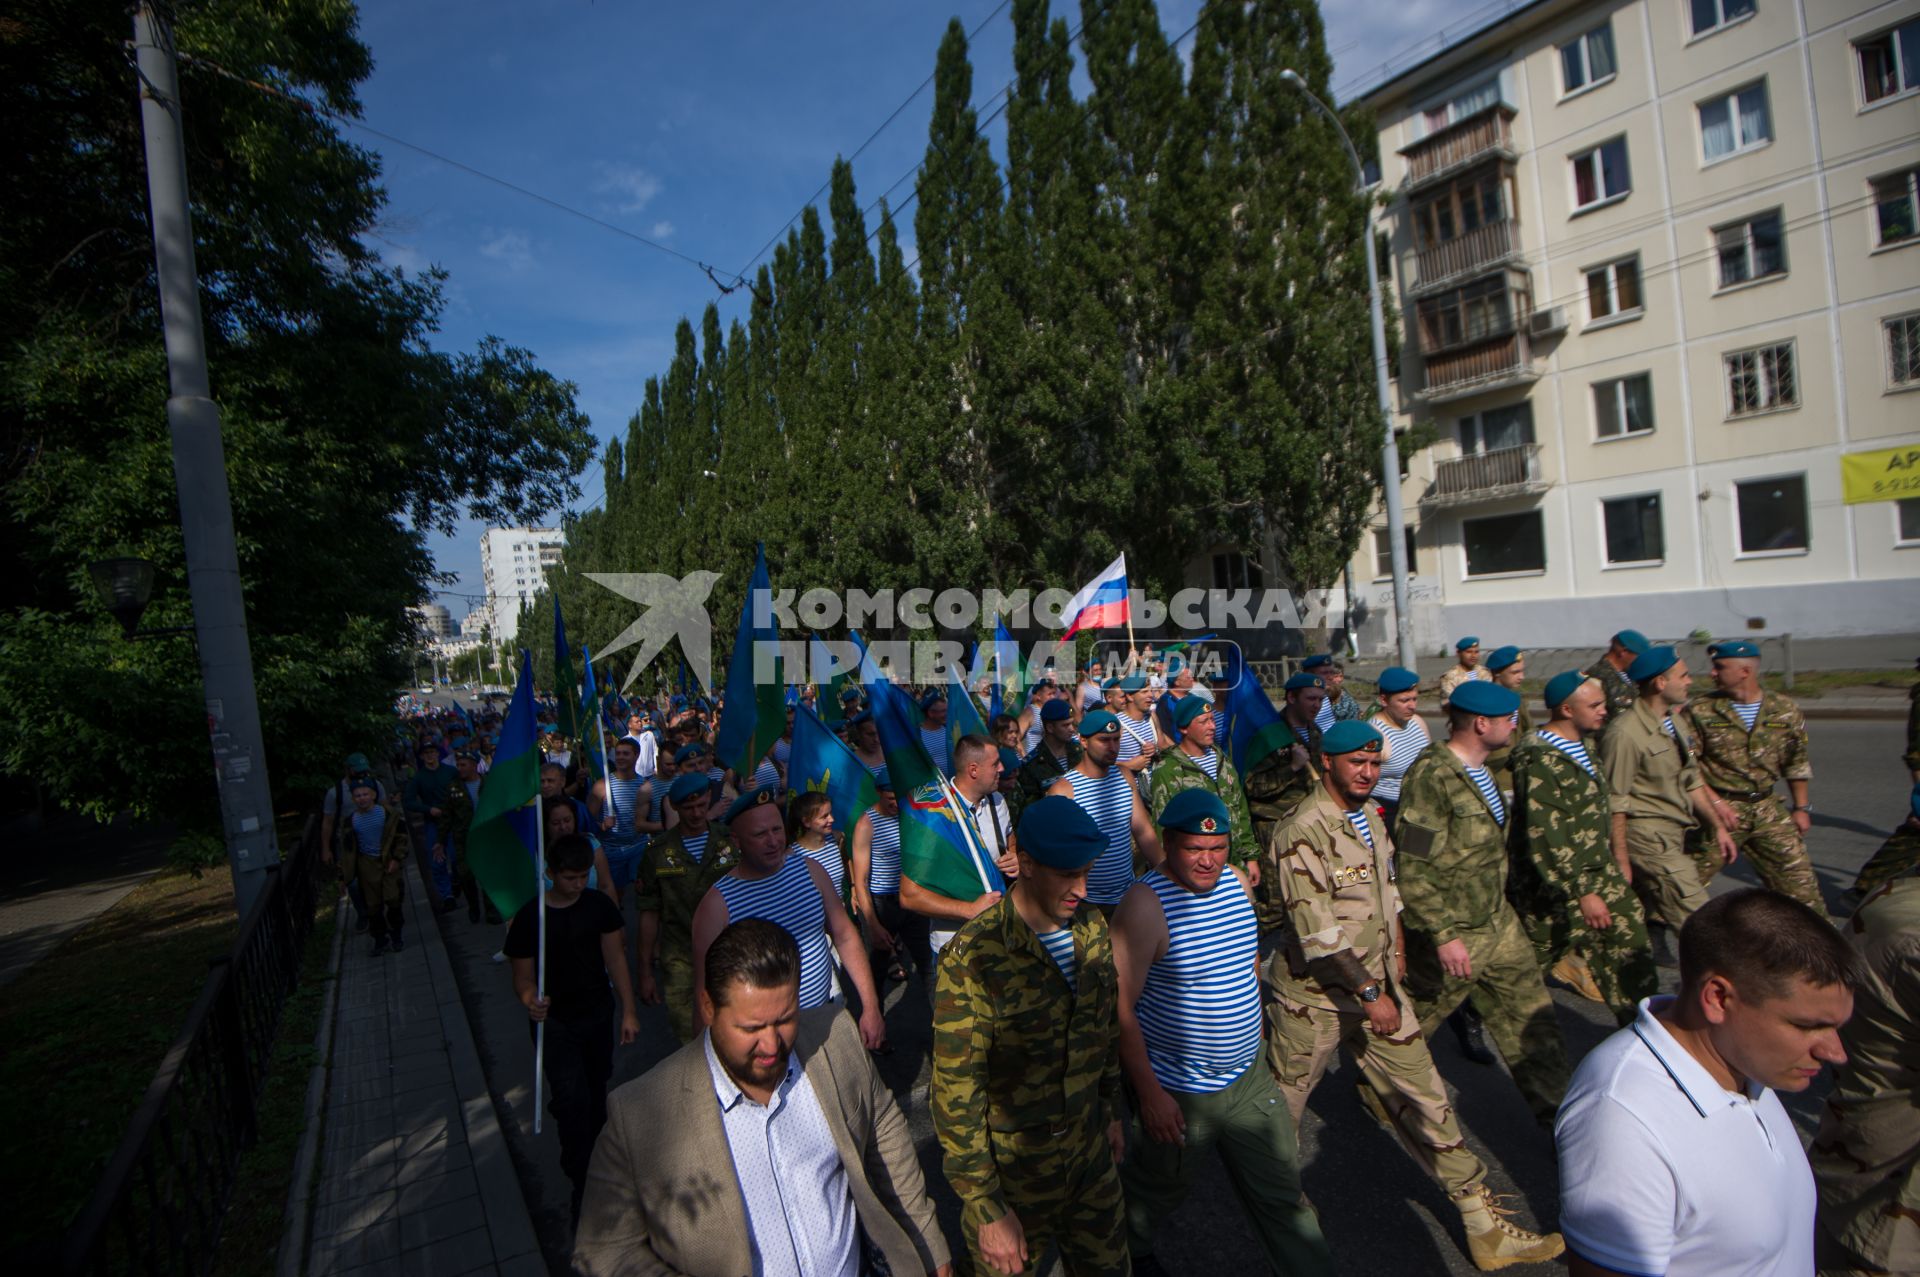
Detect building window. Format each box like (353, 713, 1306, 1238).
(1734, 475, 1809, 554)
(1585, 256, 1642, 323)
(1462, 510, 1546, 577)
(1725, 342, 1798, 417)
(1714, 209, 1786, 287)
(1412, 172, 1510, 250)
(1857, 19, 1920, 105)
(1690, 0, 1755, 38)
(1572, 137, 1630, 210)
(1873, 169, 1919, 246)
(1458, 402, 1535, 454)
(1602, 493, 1665, 564)
(1594, 373, 1656, 439)
(1372, 525, 1419, 578)
(1887, 313, 1920, 387)
(1560, 22, 1617, 94)
(1420, 75, 1502, 134)
(1211, 552, 1264, 592)
(1417, 277, 1518, 352)
(1699, 81, 1772, 162)
(1897, 497, 1920, 545)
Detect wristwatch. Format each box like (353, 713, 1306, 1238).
(1791, 803, 1812, 813)
(1358, 982, 1383, 1003)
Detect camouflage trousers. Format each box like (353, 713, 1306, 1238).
(1625, 818, 1710, 930)
(1515, 870, 1658, 1027)
(1266, 986, 1486, 1197)
(1406, 906, 1570, 1125)
(657, 951, 696, 1045)
(1812, 1084, 1920, 1276)
(964, 1133, 1129, 1277)
(1852, 825, 1919, 897)
(1688, 795, 1824, 914)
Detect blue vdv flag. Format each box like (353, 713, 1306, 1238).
(862, 669, 1004, 903)
(787, 705, 881, 838)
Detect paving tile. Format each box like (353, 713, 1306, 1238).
(494, 1250, 548, 1277)
(397, 1119, 458, 1161)
(399, 1196, 492, 1252)
(309, 1187, 398, 1239)
(394, 1165, 480, 1215)
(315, 1162, 395, 1207)
(309, 1218, 400, 1271)
(398, 1227, 499, 1275)
(333, 1260, 408, 1277)
(396, 1139, 474, 1185)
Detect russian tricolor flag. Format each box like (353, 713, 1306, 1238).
(1061, 552, 1131, 638)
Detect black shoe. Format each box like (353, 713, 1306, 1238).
(1449, 1006, 1497, 1066)
(371, 937, 391, 957)
(467, 894, 481, 923)
(437, 896, 458, 914)
(354, 915, 371, 935)
(391, 934, 405, 952)
(1133, 1254, 1173, 1277)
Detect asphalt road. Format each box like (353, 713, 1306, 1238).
(429, 716, 1909, 1276)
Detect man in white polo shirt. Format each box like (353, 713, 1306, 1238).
(1555, 888, 1858, 1277)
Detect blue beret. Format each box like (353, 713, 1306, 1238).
(1543, 670, 1590, 710)
(1283, 672, 1325, 692)
(1322, 720, 1384, 755)
(670, 694, 688, 708)
(1627, 646, 1680, 683)
(1173, 696, 1211, 728)
(1080, 709, 1120, 737)
(872, 767, 893, 792)
(1040, 699, 1073, 723)
(997, 747, 1023, 774)
(1613, 629, 1651, 655)
(1165, 655, 1186, 676)
(1450, 681, 1520, 717)
(1015, 796, 1107, 870)
(1101, 676, 1119, 689)
(667, 772, 710, 804)
(840, 687, 862, 703)
(1376, 666, 1419, 695)
(1708, 640, 1760, 659)
(1455, 636, 1480, 651)
(1159, 789, 1231, 835)
(920, 689, 946, 710)
(1301, 653, 1334, 671)
(1486, 645, 1522, 673)
(1117, 674, 1147, 691)
(722, 786, 784, 825)
(673, 742, 708, 764)
(1031, 678, 1057, 691)
(848, 710, 873, 726)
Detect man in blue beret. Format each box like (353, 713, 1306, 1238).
(1596, 648, 1738, 941)
(690, 788, 886, 1051)
(1396, 679, 1572, 1125)
(1244, 675, 1326, 876)
(1366, 667, 1431, 830)
(849, 709, 887, 778)
(1013, 696, 1083, 825)
(1048, 710, 1163, 917)
(591, 735, 662, 900)
(1482, 646, 1530, 799)
(1438, 637, 1490, 709)
(634, 770, 740, 1043)
(1114, 790, 1334, 1275)
(1265, 719, 1565, 1270)
(933, 797, 1128, 1277)
(1110, 674, 1160, 786)
(1584, 628, 1652, 720)
(1678, 640, 1822, 914)
(1147, 695, 1260, 881)
(1508, 671, 1656, 1025)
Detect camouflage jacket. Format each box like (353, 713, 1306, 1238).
(1485, 703, 1534, 798)
(1906, 682, 1920, 773)
(1680, 689, 1811, 796)
(442, 776, 478, 853)
(932, 896, 1121, 1231)
(1436, 665, 1489, 708)
(338, 802, 408, 864)
(1011, 739, 1082, 826)
(1584, 656, 1638, 720)
(1244, 717, 1323, 852)
(1146, 746, 1257, 868)
(1507, 732, 1614, 915)
(633, 825, 738, 959)
(1395, 742, 1512, 946)
(1265, 786, 1401, 1012)
(1328, 690, 1366, 723)
(1597, 698, 1699, 827)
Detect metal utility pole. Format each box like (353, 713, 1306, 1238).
(1280, 70, 1418, 670)
(133, 3, 280, 914)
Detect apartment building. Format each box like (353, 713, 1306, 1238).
(479, 526, 564, 643)
(1344, 0, 1920, 654)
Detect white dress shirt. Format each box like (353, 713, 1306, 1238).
(929, 789, 1013, 956)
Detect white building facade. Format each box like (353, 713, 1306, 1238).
(479, 526, 564, 643)
(1346, 0, 1920, 655)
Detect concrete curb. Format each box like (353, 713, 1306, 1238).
(276, 896, 347, 1277)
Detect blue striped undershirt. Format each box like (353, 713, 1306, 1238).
(1345, 809, 1375, 849)
(1732, 700, 1762, 731)
(794, 838, 845, 898)
(1194, 748, 1220, 780)
(1537, 730, 1597, 776)
(715, 854, 834, 1009)
(1068, 767, 1137, 906)
(865, 811, 902, 894)
(350, 807, 386, 854)
(683, 832, 709, 865)
(1136, 870, 1261, 1093)
(1036, 926, 1078, 993)
(1372, 716, 1430, 804)
(1314, 697, 1335, 734)
(1463, 764, 1506, 825)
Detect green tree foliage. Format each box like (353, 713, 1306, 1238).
(0, 1, 592, 831)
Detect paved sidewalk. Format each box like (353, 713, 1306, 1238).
(0, 814, 171, 986)
(303, 849, 540, 1276)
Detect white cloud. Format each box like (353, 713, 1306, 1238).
(594, 162, 662, 214)
(651, 220, 675, 239)
(478, 230, 534, 271)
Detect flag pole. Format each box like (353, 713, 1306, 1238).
(533, 778, 547, 1137)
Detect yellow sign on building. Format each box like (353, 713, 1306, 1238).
(1841, 446, 1920, 505)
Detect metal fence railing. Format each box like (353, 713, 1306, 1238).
(44, 813, 324, 1276)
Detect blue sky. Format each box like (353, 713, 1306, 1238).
(350, 0, 1494, 623)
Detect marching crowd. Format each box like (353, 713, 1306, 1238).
(323, 632, 1920, 1277)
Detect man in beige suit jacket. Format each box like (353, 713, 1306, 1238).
(574, 918, 951, 1277)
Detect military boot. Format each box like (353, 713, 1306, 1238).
(1549, 953, 1607, 1004)
(1451, 1185, 1565, 1271)
(1448, 1004, 1498, 1066)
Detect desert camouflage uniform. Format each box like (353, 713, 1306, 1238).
(1436, 665, 1489, 708)
(1012, 740, 1083, 826)
(1854, 816, 1920, 898)
(1485, 703, 1533, 800)
(1506, 733, 1656, 1025)
(1810, 872, 1920, 1276)
(933, 896, 1127, 1277)
(1583, 656, 1638, 720)
(1263, 786, 1487, 1196)
(633, 825, 737, 1043)
(1680, 689, 1821, 913)
(1146, 746, 1257, 871)
(1397, 743, 1570, 1125)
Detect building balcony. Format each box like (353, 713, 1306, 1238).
(1410, 219, 1523, 296)
(1421, 444, 1549, 509)
(1401, 105, 1518, 193)
(1415, 332, 1540, 405)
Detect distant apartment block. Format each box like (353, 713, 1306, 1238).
(479, 526, 564, 643)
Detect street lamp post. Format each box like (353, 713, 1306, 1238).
(1279, 69, 1416, 671)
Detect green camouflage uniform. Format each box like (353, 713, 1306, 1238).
(1146, 747, 1258, 871)
(439, 775, 478, 894)
(1397, 742, 1571, 1125)
(1484, 703, 1533, 799)
(1679, 689, 1821, 913)
(1506, 732, 1656, 1025)
(1243, 717, 1321, 853)
(1264, 787, 1488, 1196)
(1810, 873, 1920, 1275)
(1855, 817, 1920, 897)
(932, 896, 1127, 1277)
(1327, 690, 1365, 722)
(634, 825, 738, 1043)
(1012, 740, 1083, 826)
(1583, 655, 1638, 719)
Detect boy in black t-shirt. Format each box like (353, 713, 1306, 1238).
(505, 834, 638, 1224)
